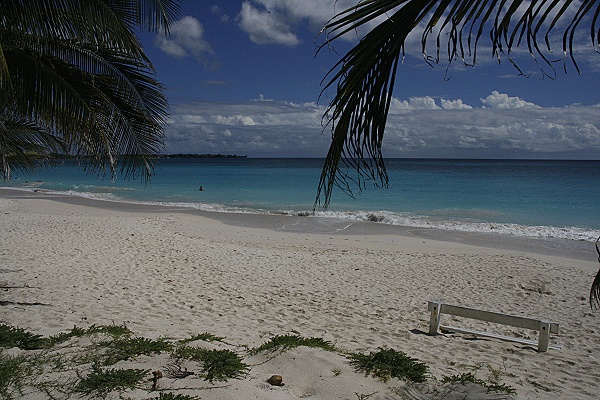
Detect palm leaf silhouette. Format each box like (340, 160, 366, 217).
(0, 0, 180, 181)
(316, 0, 600, 208)
(590, 237, 600, 310)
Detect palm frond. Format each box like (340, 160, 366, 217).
(3, 47, 116, 174)
(0, 44, 11, 99)
(105, 0, 181, 33)
(4, 48, 91, 138)
(44, 45, 167, 181)
(0, 114, 65, 180)
(316, 5, 410, 207)
(1, 0, 147, 60)
(590, 237, 600, 310)
(316, 0, 600, 208)
(0, 0, 176, 182)
(89, 48, 167, 180)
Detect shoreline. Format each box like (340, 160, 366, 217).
(1, 188, 599, 399)
(2, 187, 597, 265)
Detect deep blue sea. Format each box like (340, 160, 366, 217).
(2, 158, 599, 241)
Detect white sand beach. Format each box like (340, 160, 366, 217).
(1, 189, 599, 399)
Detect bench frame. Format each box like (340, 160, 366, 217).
(427, 301, 560, 352)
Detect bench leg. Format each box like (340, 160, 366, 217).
(538, 320, 550, 352)
(428, 301, 442, 335)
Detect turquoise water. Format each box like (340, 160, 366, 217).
(2, 158, 599, 241)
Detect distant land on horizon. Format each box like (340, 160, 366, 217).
(161, 153, 247, 159)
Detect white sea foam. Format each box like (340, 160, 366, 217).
(312, 209, 599, 241)
(3, 186, 598, 242)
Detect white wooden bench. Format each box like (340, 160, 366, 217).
(427, 301, 560, 352)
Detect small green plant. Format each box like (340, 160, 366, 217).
(75, 363, 148, 397)
(442, 372, 516, 395)
(0, 352, 38, 399)
(45, 326, 88, 347)
(249, 334, 337, 354)
(348, 347, 428, 383)
(163, 359, 195, 379)
(0, 324, 134, 351)
(68, 324, 132, 339)
(171, 346, 249, 383)
(157, 393, 200, 400)
(486, 381, 517, 395)
(0, 324, 47, 350)
(171, 345, 206, 362)
(442, 372, 485, 385)
(96, 336, 173, 366)
(485, 365, 517, 394)
(46, 324, 133, 347)
(180, 332, 225, 344)
(332, 368, 342, 376)
(199, 348, 249, 383)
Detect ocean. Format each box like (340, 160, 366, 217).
(2, 158, 599, 242)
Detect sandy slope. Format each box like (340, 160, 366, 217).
(1, 191, 598, 399)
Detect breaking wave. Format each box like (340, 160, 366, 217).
(3, 186, 597, 242)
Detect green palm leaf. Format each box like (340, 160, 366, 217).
(0, 0, 179, 181)
(316, 0, 600, 208)
(0, 115, 65, 180)
(108, 0, 181, 33)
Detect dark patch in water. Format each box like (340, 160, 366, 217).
(367, 213, 384, 222)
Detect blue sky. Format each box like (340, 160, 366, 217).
(138, 1, 600, 159)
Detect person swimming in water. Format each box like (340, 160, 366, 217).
(199, 185, 203, 191)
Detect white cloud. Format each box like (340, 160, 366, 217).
(154, 16, 214, 63)
(409, 96, 441, 110)
(481, 91, 540, 109)
(253, 94, 273, 102)
(441, 99, 473, 110)
(390, 96, 441, 111)
(211, 5, 230, 23)
(389, 96, 473, 111)
(381, 94, 600, 157)
(181, 115, 207, 124)
(235, 0, 369, 46)
(229, 0, 600, 85)
(164, 101, 329, 157)
(237, 1, 301, 46)
(213, 115, 258, 126)
(458, 135, 485, 148)
(249, 0, 358, 28)
(164, 92, 600, 159)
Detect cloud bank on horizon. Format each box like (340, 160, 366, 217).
(148, 1, 599, 159)
(165, 91, 600, 159)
